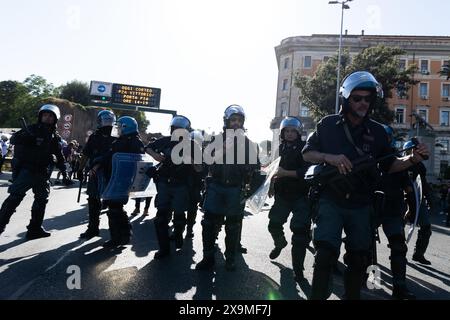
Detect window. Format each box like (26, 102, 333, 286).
(399, 59, 406, 71)
(283, 57, 290, 70)
(437, 140, 449, 152)
(443, 84, 450, 98)
(282, 79, 289, 91)
(323, 56, 330, 62)
(443, 60, 449, 67)
(300, 103, 310, 117)
(420, 60, 429, 73)
(395, 107, 405, 124)
(441, 110, 450, 126)
(281, 102, 288, 117)
(419, 83, 428, 98)
(396, 82, 407, 99)
(304, 56, 312, 68)
(418, 108, 428, 122)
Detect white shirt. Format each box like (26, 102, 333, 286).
(1, 141, 9, 157)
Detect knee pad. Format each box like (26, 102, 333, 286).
(291, 227, 310, 246)
(314, 241, 338, 270)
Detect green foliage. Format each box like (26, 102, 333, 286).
(23, 74, 57, 97)
(59, 80, 90, 105)
(295, 45, 418, 124)
(0, 80, 43, 127)
(0, 75, 152, 132)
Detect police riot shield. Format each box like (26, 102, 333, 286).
(102, 153, 154, 201)
(245, 157, 280, 215)
(406, 174, 422, 244)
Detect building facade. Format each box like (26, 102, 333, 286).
(271, 33, 450, 180)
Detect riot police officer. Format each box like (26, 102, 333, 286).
(99, 116, 145, 248)
(146, 116, 196, 258)
(375, 126, 416, 299)
(302, 71, 429, 299)
(195, 105, 260, 271)
(403, 140, 433, 265)
(78, 110, 116, 239)
(0, 104, 69, 239)
(268, 117, 312, 283)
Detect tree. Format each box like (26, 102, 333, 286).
(0, 80, 37, 127)
(23, 74, 57, 97)
(295, 45, 417, 124)
(59, 80, 90, 105)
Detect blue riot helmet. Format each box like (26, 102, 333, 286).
(383, 125, 396, 148)
(403, 140, 415, 156)
(116, 116, 138, 136)
(170, 115, 191, 130)
(339, 71, 384, 116)
(223, 104, 245, 128)
(97, 110, 116, 128)
(190, 130, 204, 143)
(38, 104, 61, 125)
(280, 117, 303, 141)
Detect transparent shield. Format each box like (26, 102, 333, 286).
(102, 153, 154, 201)
(245, 157, 280, 215)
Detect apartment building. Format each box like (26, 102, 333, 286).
(272, 33, 450, 179)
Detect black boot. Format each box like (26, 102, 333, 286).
(224, 217, 240, 271)
(80, 199, 101, 239)
(26, 227, 51, 240)
(154, 210, 171, 257)
(186, 208, 197, 238)
(195, 215, 218, 271)
(195, 255, 215, 270)
(0, 196, 23, 235)
(26, 199, 49, 240)
(79, 229, 99, 239)
(269, 238, 288, 260)
(388, 234, 409, 294)
(104, 207, 124, 248)
(292, 244, 307, 283)
(173, 213, 186, 249)
(413, 226, 432, 265)
(343, 251, 367, 300)
(310, 246, 337, 300)
(268, 220, 287, 259)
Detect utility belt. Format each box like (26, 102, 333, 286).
(206, 176, 242, 188)
(155, 174, 189, 186)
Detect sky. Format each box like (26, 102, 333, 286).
(1, 0, 449, 142)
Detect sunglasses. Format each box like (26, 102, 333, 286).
(350, 95, 374, 103)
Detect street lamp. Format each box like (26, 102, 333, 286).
(329, 0, 353, 114)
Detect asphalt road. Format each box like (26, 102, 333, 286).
(0, 171, 449, 300)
